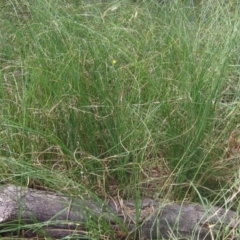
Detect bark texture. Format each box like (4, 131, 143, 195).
(0, 185, 238, 239)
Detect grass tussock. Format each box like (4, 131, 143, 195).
(0, 0, 240, 239)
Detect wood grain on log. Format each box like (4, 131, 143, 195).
(0, 185, 238, 239)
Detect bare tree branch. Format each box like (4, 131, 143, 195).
(0, 185, 238, 239)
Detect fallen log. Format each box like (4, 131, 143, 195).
(0, 185, 238, 239)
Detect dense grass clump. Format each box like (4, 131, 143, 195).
(0, 0, 240, 238)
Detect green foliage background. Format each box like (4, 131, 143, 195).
(0, 1, 240, 235)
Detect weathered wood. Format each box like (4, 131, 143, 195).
(0, 185, 238, 239)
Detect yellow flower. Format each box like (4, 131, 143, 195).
(112, 59, 117, 64)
